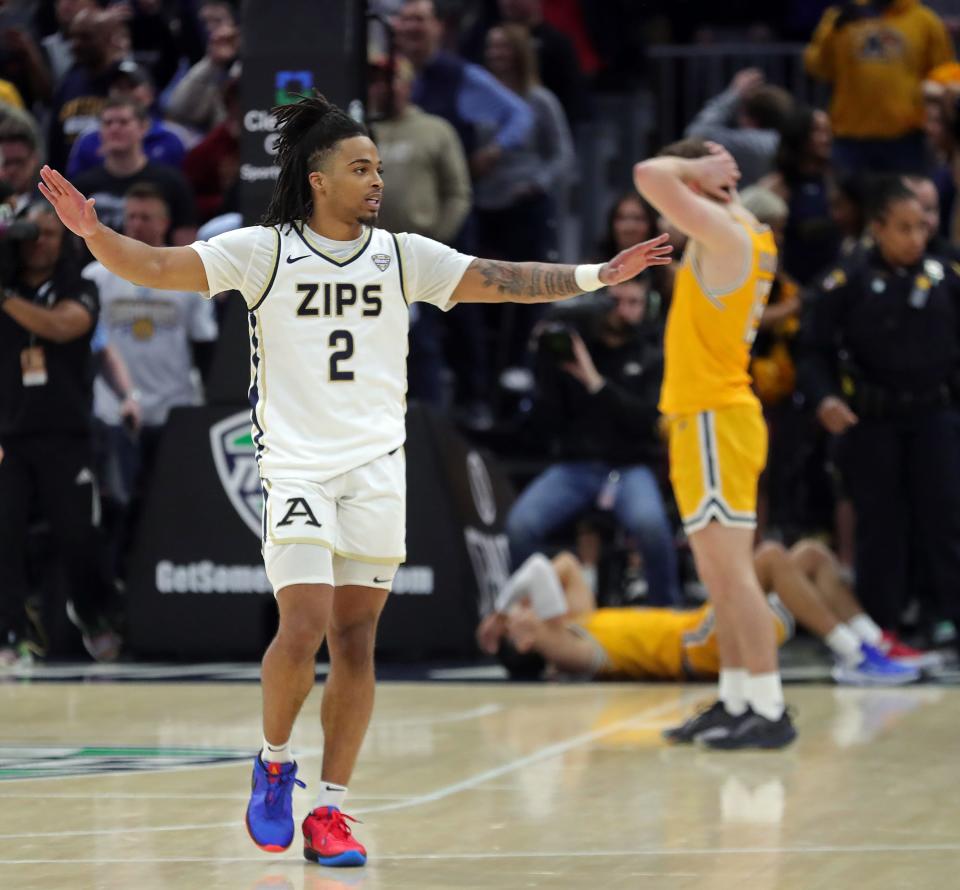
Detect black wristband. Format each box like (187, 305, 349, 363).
(0, 289, 11, 307)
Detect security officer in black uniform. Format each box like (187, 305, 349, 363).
(799, 177, 960, 637)
(0, 202, 120, 666)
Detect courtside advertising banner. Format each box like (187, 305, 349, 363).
(239, 0, 366, 222)
(127, 405, 514, 660)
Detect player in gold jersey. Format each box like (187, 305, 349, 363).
(632, 139, 794, 748)
(476, 545, 918, 687)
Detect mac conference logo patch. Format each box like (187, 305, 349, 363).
(372, 253, 391, 272)
(210, 412, 263, 538)
(0, 745, 252, 780)
(275, 70, 314, 106)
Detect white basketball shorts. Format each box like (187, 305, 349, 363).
(260, 448, 405, 595)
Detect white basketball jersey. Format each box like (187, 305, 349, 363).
(190, 223, 473, 482)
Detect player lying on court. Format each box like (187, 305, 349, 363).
(37, 93, 672, 867)
(477, 541, 919, 700)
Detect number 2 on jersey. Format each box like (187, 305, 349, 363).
(329, 330, 354, 381)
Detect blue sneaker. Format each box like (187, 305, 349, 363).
(832, 643, 920, 686)
(245, 756, 305, 852)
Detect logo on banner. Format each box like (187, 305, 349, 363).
(275, 70, 314, 106)
(466, 451, 496, 526)
(209, 412, 263, 538)
(0, 745, 252, 781)
(464, 527, 511, 616)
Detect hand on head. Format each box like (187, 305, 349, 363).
(476, 612, 507, 655)
(506, 605, 540, 653)
(694, 142, 740, 202)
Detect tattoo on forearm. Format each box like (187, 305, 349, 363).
(476, 260, 580, 299)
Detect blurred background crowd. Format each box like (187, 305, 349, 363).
(3, 0, 960, 665)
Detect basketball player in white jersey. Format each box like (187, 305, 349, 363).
(38, 93, 671, 867)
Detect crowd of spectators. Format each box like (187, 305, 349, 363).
(2, 0, 960, 665)
(0, 0, 237, 664)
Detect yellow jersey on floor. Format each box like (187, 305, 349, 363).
(659, 209, 777, 416)
(573, 597, 793, 680)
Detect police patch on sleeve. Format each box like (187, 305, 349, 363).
(923, 259, 944, 283)
(822, 269, 846, 291)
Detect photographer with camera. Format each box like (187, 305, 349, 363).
(506, 275, 681, 607)
(0, 202, 121, 666)
(805, 0, 954, 174)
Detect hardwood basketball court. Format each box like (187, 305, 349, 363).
(0, 671, 957, 889)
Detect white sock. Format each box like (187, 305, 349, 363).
(849, 613, 883, 647)
(314, 781, 347, 812)
(494, 554, 567, 620)
(719, 668, 749, 717)
(825, 624, 863, 665)
(747, 672, 785, 721)
(261, 737, 293, 764)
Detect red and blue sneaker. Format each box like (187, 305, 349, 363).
(832, 643, 920, 686)
(302, 806, 367, 867)
(880, 631, 944, 671)
(245, 757, 305, 852)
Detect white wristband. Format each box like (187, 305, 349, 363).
(574, 263, 604, 293)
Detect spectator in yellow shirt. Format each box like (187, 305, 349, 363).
(0, 79, 24, 110)
(805, 0, 954, 174)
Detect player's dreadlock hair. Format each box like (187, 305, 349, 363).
(261, 92, 368, 227)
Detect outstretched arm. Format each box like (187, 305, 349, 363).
(39, 166, 209, 293)
(449, 233, 672, 305)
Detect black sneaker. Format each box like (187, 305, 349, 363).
(663, 700, 741, 744)
(701, 708, 797, 751)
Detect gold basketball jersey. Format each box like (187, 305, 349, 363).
(659, 211, 777, 416)
(574, 606, 713, 679)
(575, 598, 793, 680)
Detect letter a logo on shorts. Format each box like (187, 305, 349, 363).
(277, 497, 321, 527)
